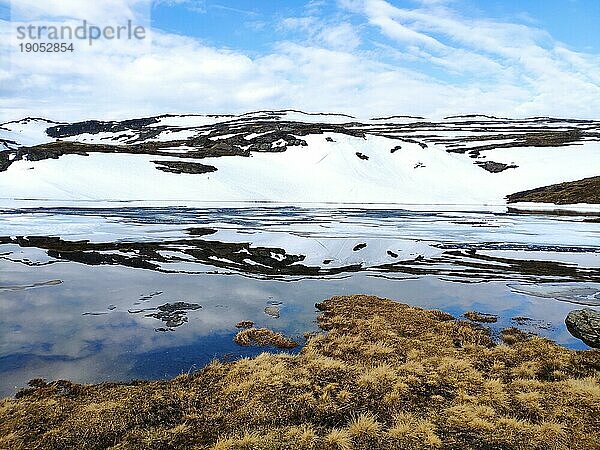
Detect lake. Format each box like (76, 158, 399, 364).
(1, 205, 599, 397)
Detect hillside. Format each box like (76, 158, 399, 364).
(1, 111, 599, 205)
(507, 176, 600, 205)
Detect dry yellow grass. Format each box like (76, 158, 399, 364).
(234, 327, 298, 349)
(1, 294, 599, 449)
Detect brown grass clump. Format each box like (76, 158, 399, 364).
(502, 327, 533, 345)
(234, 327, 298, 349)
(1, 294, 599, 449)
(235, 320, 255, 329)
(463, 310, 498, 323)
(323, 428, 353, 450)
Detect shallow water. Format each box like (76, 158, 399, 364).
(1, 206, 599, 396)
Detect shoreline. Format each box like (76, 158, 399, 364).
(2, 295, 598, 449)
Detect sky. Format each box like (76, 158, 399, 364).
(0, 0, 599, 121)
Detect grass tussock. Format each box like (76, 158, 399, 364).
(234, 327, 298, 349)
(463, 311, 498, 323)
(1, 294, 599, 449)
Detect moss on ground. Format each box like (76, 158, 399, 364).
(1, 295, 599, 449)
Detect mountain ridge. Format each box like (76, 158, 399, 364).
(1, 110, 598, 206)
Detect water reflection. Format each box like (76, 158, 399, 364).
(0, 207, 599, 397)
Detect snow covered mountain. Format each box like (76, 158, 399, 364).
(0, 110, 598, 207)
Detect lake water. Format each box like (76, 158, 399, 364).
(1, 206, 599, 396)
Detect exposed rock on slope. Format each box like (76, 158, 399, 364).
(153, 160, 218, 174)
(476, 161, 518, 173)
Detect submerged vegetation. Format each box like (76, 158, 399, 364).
(1, 294, 599, 449)
(463, 311, 498, 323)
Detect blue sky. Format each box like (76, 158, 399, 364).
(150, 0, 600, 54)
(1, 0, 599, 120)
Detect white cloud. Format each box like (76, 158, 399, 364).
(153, 0, 206, 13)
(345, 0, 600, 116)
(0, 0, 599, 121)
(280, 16, 361, 51)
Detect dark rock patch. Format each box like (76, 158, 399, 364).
(0, 151, 12, 171)
(476, 161, 518, 173)
(153, 160, 217, 175)
(524, 129, 583, 146)
(46, 117, 161, 139)
(446, 129, 587, 158)
(566, 309, 600, 348)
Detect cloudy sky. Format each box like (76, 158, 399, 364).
(0, 0, 599, 121)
